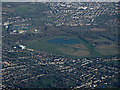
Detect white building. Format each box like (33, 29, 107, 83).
(19, 45, 26, 49)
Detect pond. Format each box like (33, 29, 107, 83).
(47, 38, 80, 44)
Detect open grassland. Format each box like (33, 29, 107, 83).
(24, 36, 91, 58)
(85, 36, 115, 43)
(24, 35, 117, 58)
(14, 5, 36, 14)
(66, 50, 90, 56)
(85, 36, 118, 56)
(96, 48, 118, 56)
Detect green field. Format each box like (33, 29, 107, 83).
(85, 36, 118, 56)
(24, 36, 102, 58)
(24, 35, 118, 58)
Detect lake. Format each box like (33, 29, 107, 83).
(47, 38, 80, 44)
